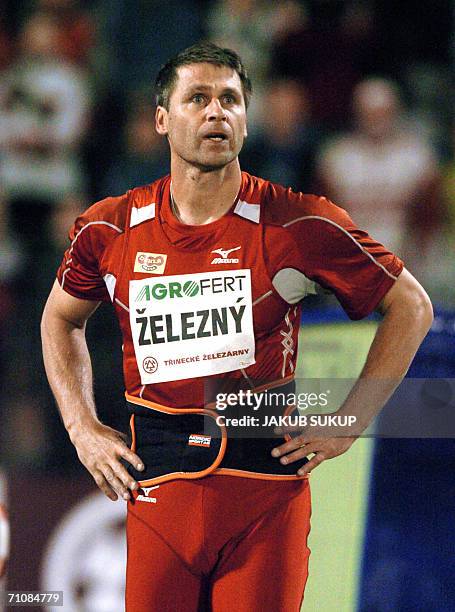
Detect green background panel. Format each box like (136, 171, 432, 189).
(296, 321, 377, 612)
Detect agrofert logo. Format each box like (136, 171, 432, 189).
(136, 279, 200, 302)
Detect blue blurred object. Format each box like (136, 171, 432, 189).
(358, 306, 455, 612)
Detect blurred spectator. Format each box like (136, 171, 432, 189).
(316, 78, 441, 264)
(1, 192, 125, 471)
(85, 0, 202, 198)
(22, 194, 86, 405)
(207, 0, 305, 82)
(102, 91, 169, 196)
(207, 0, 305, 130)
(37, 0, 96, 67)
(240, 78, 322, 192)
(1, 195, 87, 435)
(0, 11, 91, 246)
(271, 0, 381, 130)
(207, 0, 270, 83)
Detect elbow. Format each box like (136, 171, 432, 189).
(409, 284, 434, 338)
(381, 270, 434, 340)
(417, 286, 433, 327)
(40, 300, 53, 343)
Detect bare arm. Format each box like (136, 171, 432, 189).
(272, 268, 434, 474)
(41, 280, 144, 500)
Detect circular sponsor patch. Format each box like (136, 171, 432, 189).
(143, 357, 158, 374)
(183, 280, 199, 297)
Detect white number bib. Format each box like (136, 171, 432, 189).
(129, 270, 256, 384)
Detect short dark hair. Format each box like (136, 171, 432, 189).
(155, 41, 252, 110)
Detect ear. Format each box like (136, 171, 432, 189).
(243, 120, 248, 139)
(155, 106, 168, 135)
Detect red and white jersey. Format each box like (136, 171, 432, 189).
(57, 172, 403, 409)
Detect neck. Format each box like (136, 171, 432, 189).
(170, 157, 242, 225)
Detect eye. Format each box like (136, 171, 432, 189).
(222, 94, 235, 104)
(192, 94, 205, 104)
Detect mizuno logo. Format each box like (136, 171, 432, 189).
(137, 485, 159, 504)
(211, 246, 241, 264)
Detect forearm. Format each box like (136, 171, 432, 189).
(272, 270, 433, 474)
(41, 310, 100, 442)
(41, 282, 142, 499)
(338, 284, 433, 432)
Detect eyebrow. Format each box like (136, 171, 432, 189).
(185, 84, 241, 96)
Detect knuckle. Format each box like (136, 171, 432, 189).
(115, 439, 127, 451)
(120, 473, 131, 487)
(104, 469, 114, 482)
(124, 452, 136, 464)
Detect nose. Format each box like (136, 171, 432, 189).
(206, 97, 226, 121)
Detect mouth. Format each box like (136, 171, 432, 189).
(203, 132, 228, 142)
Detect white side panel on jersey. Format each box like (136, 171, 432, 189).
(233, 200, 260, 223)
(103, 274, 116, 302)
(272, 268, 318, 304)
(130, 203, 156, 228)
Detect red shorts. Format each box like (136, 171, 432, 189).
(126, 475, 311, 612)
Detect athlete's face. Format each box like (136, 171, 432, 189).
(155, 63, 248, 171)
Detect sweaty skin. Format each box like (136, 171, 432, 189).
(41, 62, 433, 500)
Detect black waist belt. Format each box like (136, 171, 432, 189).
(125, 381, 308, 486)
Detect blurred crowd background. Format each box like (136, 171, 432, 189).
(0, 0, 454, 472)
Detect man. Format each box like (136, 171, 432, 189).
(316, 77, 440, 258)
(41, 43, 433, 611)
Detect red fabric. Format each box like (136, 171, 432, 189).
(126, 475, 311, 611)
(56, 172, 403, 406)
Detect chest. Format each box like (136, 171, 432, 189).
(101, 217, 290, 333)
